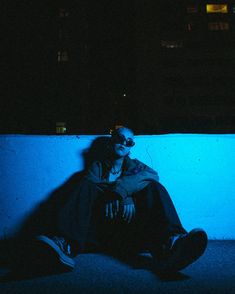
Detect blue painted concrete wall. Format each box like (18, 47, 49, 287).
(0, 134, 235, 240)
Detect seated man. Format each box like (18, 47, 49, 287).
(36, 126, 207, 273)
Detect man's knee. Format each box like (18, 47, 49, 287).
(80, 177, 97, 188)
(142, 181, 169, 199)
(145, 181, 162, 191)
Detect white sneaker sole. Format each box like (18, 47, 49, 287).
(36, 235, 75, 270)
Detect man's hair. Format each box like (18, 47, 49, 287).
(109, 125, 134, 136)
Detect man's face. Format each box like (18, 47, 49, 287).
(112, 128, 135, 158)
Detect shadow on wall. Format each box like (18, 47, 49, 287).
(0, 136, 110, 268)
(20, 136, 110, 238)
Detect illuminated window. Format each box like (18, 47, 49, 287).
(56, 122, 67, 134)
(59, 8, 69, 18)
(58, 51, 69, 62)
(208, 22, 229, 31)
(187, 5, 198, 13)
(206, 4, 228, 13)
(232, 5, 235, 13)
(161, 40, 183, 49)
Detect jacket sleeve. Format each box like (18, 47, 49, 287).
(111, 161, 159, 200)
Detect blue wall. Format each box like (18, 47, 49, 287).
(0, 134, 235, 239)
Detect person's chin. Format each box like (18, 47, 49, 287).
(115, 150, 127, 158)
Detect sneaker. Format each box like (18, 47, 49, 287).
(36, 235, 75, 271)
(153, 228, 208, 273)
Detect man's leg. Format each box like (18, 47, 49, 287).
(133, 181, 187, 247)
(133, 181, 208, 272)
(36, 178, 102, 270)
(56, 178, 102, 252)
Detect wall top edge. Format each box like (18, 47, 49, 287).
(0, 133, 235, 139)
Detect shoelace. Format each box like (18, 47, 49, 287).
(168, 233, 187, 250)
(53, 236, 72, 255)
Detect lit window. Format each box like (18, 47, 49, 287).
(208, 22, 229, 31)
(161, 40, 183, 49)
(59, 8, 69, 18)
(58, 51, 69, 62)
(56, 122, 67, 134)
(206, 4, 228, 13)
(187, 5, 198, 13)
(232, 5, 235, 13)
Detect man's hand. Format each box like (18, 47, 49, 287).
(122, 203, 135, 223)
(105, 198, 136, 223)
(105, 200, 119, 219)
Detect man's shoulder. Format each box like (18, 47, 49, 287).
(126, 157, 147, 167)
(124, 157, 148, 174)
(125, 157, 158, 176)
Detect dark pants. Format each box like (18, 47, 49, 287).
(56, 179, 187, 255)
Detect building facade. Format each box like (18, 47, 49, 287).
(2, 0, 235, 134)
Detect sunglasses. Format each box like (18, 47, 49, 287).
(111, 133, 135, 147)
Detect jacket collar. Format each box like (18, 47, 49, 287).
(102, 156, 136, 178)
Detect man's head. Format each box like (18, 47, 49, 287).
(110, 126, 135, 158)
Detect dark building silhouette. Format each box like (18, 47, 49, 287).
(2, 0, 235, 134)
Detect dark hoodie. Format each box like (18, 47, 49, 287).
(85, 156, 159, 204)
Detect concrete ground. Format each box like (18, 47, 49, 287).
(0, 241, 234, 294)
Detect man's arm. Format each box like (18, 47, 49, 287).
(111, 161, 159, 200)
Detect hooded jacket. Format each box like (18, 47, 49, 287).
(85, 156, 159, 204)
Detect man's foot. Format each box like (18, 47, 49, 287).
(36, 235, 75, 271)
(153, 228, 208, 273)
